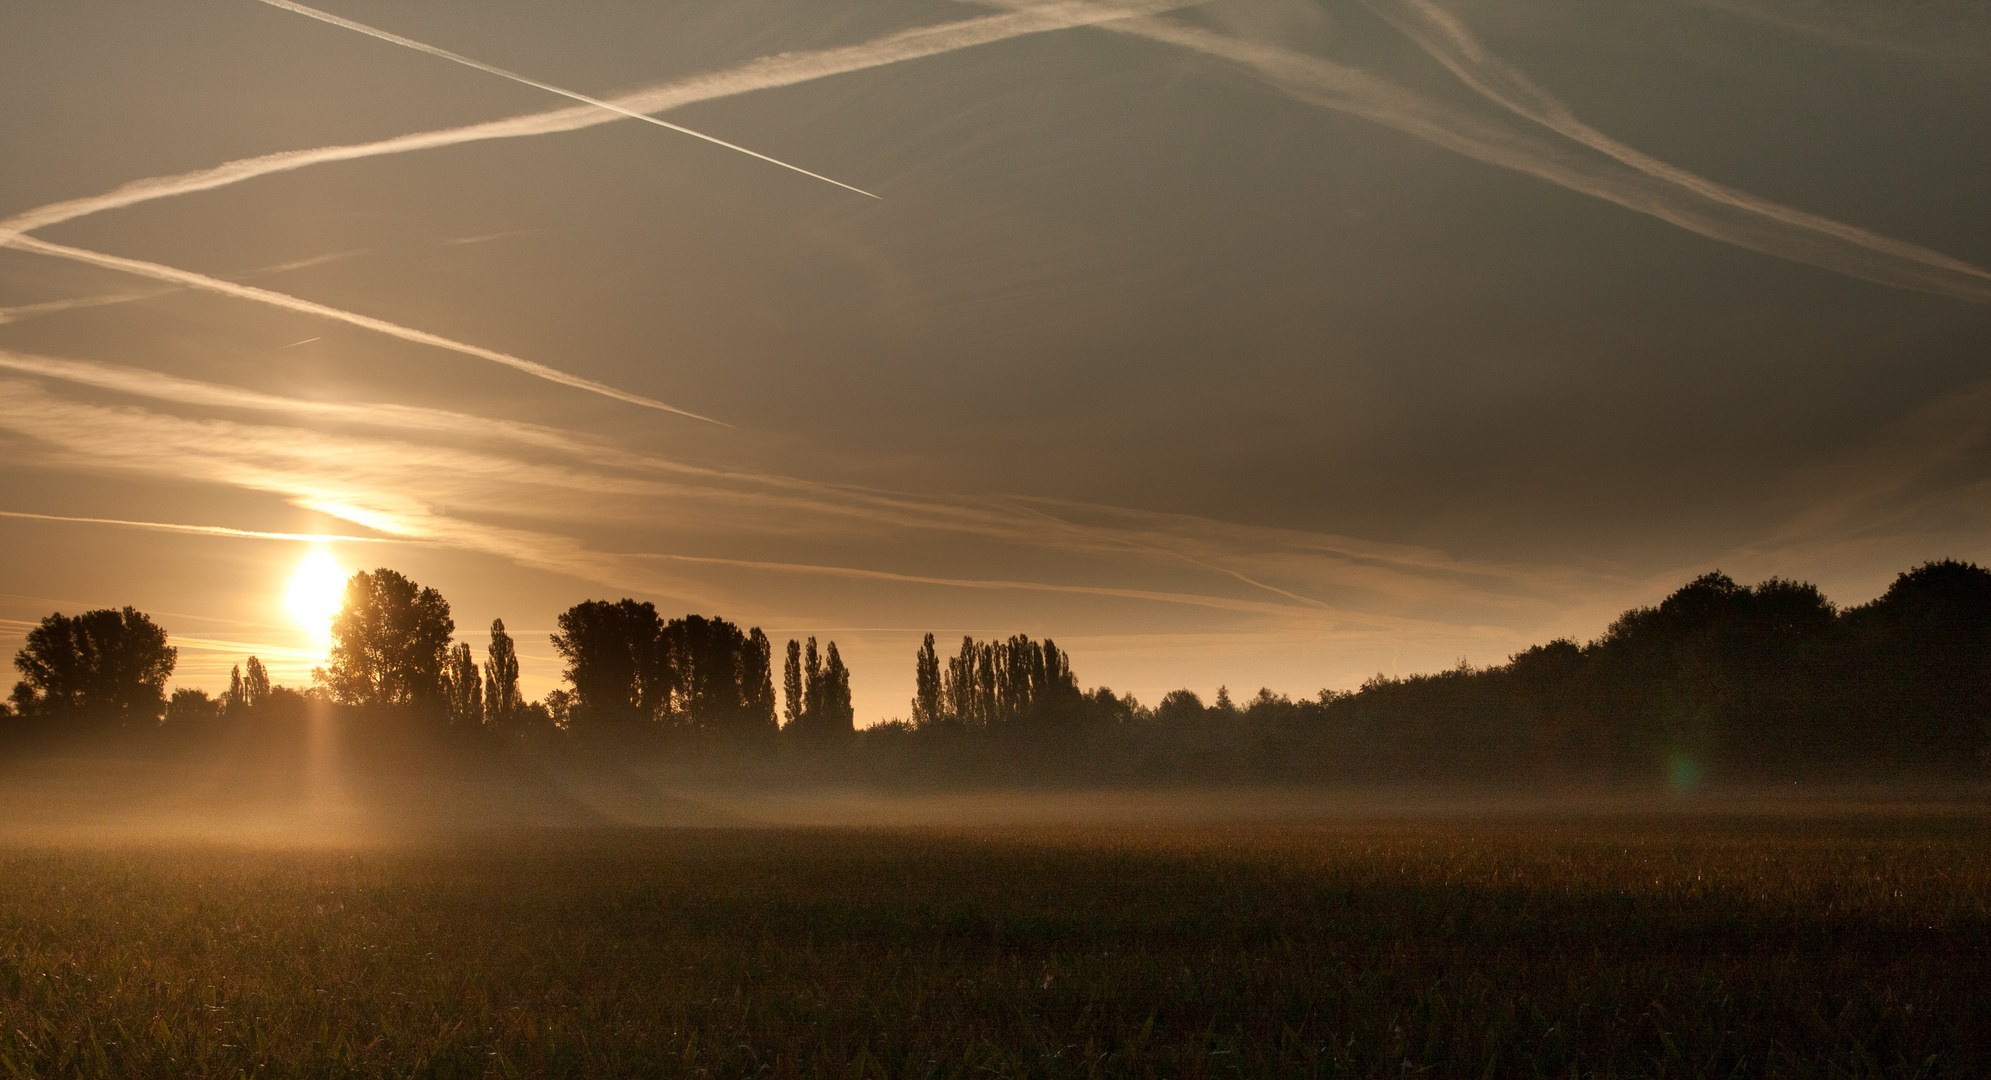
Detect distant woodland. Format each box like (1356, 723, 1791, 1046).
(7, 560, 1989, 787)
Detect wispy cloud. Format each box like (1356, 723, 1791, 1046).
(252, 0, 878, 198)
(1357, 0, 1991, 298)
(0, 357, 1598, 635)
(0, 346, 1607, 629)
(0, 0, 1195, 238)
(0, 232, 724, 422)
(1005, 2, 1991, 302)
(0, 509, 399, 544)
(0, 291, 158, 326)
(626, 550, 1326, 618)
(0, 248, 364, 326)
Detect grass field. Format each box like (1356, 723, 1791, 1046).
(0, 810, 1986, 1078)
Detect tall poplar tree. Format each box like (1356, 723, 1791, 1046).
(483, 618, 521, 727)
(803, 637, 824, 724)
(912, 633, 942, 727)
(782, 638, 804, 729)
(442, 642, 482, 726)
(820, 642, 855, 735)
(743, 628, 777, 734)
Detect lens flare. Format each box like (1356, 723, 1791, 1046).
(286, 547, 347, 647)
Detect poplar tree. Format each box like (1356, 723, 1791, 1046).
(743, 628, 777, 733)
(782, 639, 804, 729)
(820, 642, 855, 735)
(483, 618, 521, 727)
(803, 637, 824, 724)
(243, 656, 271, 708)
(443, 641, 483, 726)
(912, 633, 942, 727)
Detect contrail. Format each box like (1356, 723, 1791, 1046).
(251, 0, 878, 198)
(1083, 10, 1991, 303)
(164, 635, 333, 661)
(278, 337, 321, 349)
(0, 249, 365, 326)
(2, 1, 1195, 238)
(0, 509, 399, 543)
(0, 230, 728, 424)
(0, 292, 157, 326)
(624, 550, 1328, 617)
(1357, 0, 1991, 295)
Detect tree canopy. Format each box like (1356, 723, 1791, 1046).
(9, 607, 176, 725)
(315, 568, 455, 714)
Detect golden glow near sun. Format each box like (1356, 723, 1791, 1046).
(286, 547, 347, 647)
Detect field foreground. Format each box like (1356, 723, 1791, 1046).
(0, 811, 1986, 1078)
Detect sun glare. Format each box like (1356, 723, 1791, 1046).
(286, 547, 347, 645)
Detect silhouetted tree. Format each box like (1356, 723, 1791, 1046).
(803, 637, 824, 724)
(10, 607, 176, 726)
(1155, 689, 1205, 726)
(744, 628, 778, 734)
(223, 656, 273, 717)
(659, 614, 776, 736)
(316, 569, 455, 716)
(550, 599, 666, 729)
(912, 633, 942, 728)
(443, 642, 483, 726)
(1838, 559, 1991, 765)
(784, 636, 853, 738)
(165, 687, 221, 725)
(932, 634, 1080, 731)
(244, 656, 271, 707)
(782, 639, 803, 729)
(483, 618, 522, 728)
(820, 642, 854, 735)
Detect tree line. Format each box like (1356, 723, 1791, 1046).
(7, 559, 1989, 783)
(871, 559, 1991, 783)
(4, 567, 854, 741)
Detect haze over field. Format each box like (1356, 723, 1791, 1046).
(2, 0, 1987, 719)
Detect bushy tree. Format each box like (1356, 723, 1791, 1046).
(551, 599, 665, 728)
(1838, 559, 1991, 764)
(165, 687, 221, 725)
(1155, 689, 1205, 726)
(551, 602, 778, 735)
(315, 569, 455, 715)
(11, 607, 176, 726)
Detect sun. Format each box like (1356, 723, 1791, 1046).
(286, 547, 348, 644)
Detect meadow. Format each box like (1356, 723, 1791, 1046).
(0, 809, 1986, 1078)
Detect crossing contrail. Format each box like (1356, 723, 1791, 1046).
(3, 1, 1195, 238)
(251, 0, 879, 199)
(1086, 10, 1991, 303)
(1356, 0, 1991, 295)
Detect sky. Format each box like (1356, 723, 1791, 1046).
(2, 0, 1987, 722)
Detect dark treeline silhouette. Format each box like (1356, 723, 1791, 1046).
(782, 636, 853, 738)
(6, 560, 1988, 787)
(547, 599, 780, 738)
